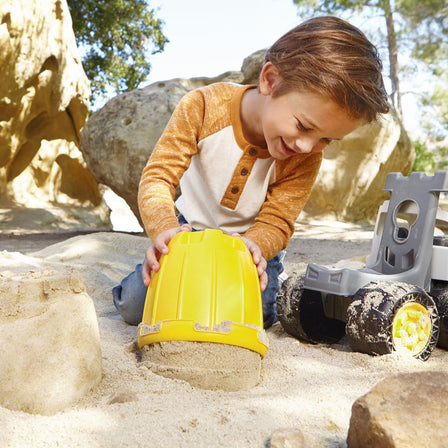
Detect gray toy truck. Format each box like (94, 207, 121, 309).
(277, 171, 448, 361)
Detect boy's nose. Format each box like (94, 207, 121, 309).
(295, 137, 315, 153)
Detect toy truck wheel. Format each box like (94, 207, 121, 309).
(277, 271, 346, 344)
(430, 280, 448, 349)
(346, 281, 439, 361)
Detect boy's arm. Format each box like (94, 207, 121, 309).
(244, 152, 322, 261)
(138, 89, 205, 240)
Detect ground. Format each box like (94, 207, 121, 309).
(0, 211, 446, 448)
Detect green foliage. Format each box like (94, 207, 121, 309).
(411, 140, 436, 173)
(437, 146, 448, 170)
(67, 0, 168, 103)
(432, 81, 448, 130)
(293, 0, 377, 13)
(411, 138, 448, 174)
(399, 0, 448, 72)
(292, 0, 447, 70)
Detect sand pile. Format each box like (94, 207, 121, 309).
(141, 340, 261, 391)
(0, 227, 447, 447)
(0, 267, 102, 415)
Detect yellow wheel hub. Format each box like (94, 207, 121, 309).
(392, 301, 432, 356)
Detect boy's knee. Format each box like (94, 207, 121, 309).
(112, 284, 145, 325)
(113, 264, 148, 325)
(261, 251, 285, 329)
(263, 301, 278, 329)
(262, 281, 279, 329)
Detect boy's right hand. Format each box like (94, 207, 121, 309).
(142, 223, 192, 286)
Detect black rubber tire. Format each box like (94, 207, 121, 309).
(430, 280, 448, 349)
(433, 236, 448, 247)
(346, 281, 439, 361)
(277, 271, 346, 344)
(430, 235, 448, 349)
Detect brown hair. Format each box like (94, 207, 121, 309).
(264, 16, 389, 122)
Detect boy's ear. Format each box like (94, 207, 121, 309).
(259, 62, 281, 95)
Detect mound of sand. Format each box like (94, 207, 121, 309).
(141, 340, 262, 391)
(0, 225, 447, 447)
(0, 268, 102, 415)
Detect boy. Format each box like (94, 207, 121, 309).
(113, 16, 389, 328)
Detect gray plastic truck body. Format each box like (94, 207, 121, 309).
(303, 171, 448, 297)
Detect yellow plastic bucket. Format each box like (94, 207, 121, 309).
(137, 229, 268, 357)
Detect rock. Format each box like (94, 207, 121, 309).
(140, 340, 261, 391)
(269, 428, 308, 448)
(241, 49, 266, 84)
(80, 51, 414, 226)
(107, 390, 138, 405)
(80, 82, 191, 221)
(0, 0, 110, 230)
(0, 268, 102, 415)
(347, 371, 448, 448)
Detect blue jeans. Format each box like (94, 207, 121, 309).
(113, 216, 284, 329)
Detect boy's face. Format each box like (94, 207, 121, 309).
(259, 64, 365, 160)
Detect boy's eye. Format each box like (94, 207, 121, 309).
(297, 120, 310, 132)
(321, 137, 332, 144)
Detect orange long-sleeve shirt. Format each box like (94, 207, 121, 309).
(138, 83, 322, 260)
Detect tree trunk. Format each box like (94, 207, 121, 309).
(383, 0, 402, 117)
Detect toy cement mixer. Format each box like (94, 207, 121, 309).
(137, 229, 269, 357)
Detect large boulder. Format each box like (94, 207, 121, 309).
(347, 371, 448, 448)
(0, 0, 110, 230)
(80, 80, 195, 221)
(80, 51, 414, 226)
(0, 267, 102, 415)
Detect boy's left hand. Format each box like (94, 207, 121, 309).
(231, 234, 268, 292)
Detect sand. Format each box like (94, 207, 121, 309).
(0, 219, 447, 448)
(141, 340, 262, 391)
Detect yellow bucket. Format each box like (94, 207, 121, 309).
(137, 229, 268, 357)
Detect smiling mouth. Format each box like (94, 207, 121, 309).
(280, 138, 297, 156)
